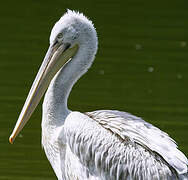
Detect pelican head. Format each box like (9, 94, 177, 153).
(9, 10, 98, 143)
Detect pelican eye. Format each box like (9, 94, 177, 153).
(57, 33, 63, 39)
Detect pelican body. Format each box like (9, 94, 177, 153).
(9, 10, 188, 180)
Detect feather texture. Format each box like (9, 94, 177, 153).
(85, 110, 188, 174)
(54, 110, 188, 180)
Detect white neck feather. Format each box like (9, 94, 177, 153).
(42, 40, 97, 129)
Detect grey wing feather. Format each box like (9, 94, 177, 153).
(86, 110, 188, 174)
(63, 110, 188, 180)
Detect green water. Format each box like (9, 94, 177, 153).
(0, 0, 188, 179)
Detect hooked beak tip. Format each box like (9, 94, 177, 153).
(9, 136, 14, 144)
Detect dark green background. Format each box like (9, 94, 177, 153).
(0, 0, 188, 179)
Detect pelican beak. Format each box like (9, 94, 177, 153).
(9, 42, 78, 144)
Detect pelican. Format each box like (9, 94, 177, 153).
(9, 10, 188, 180)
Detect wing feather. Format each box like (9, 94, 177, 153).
(86, 110, 188, 175)
(61, 110, 188, 180)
